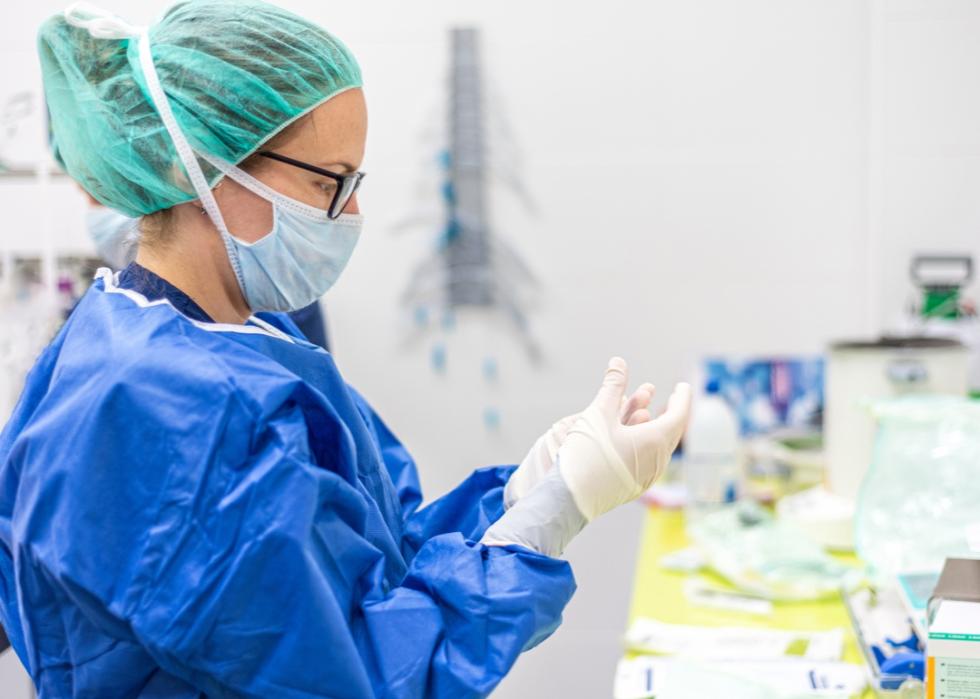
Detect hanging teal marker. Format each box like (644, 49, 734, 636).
(441, 310, 456, 332)
(482, 356, 498, 383)
(430, 342, 447, 374)
(483, 406, 501, 431)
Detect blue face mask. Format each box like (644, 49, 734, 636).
(86, 207, 139, 270)
(204, 155, 363, 313)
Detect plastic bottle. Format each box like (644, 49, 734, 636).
(683, 379, 742, 530)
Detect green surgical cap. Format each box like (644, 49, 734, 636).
(39, 0, 362, 217)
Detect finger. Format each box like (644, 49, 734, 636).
(632, 383, 692, 444)
(553, 413, 579, 439)
(593, 357, 629, 414)
(626, 408, 652, 426)
(658, 383, 693, 445)
(620, 384, 656, 423)
(621, 390, 649, 423)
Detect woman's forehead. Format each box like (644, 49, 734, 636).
(286, 89, 367, 160)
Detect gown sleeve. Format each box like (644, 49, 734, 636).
(346, 387, 517, 549)
(26, 370, 575, 699)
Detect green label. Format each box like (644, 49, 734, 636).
(931, 633, 980, 642)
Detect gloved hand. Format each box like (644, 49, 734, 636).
(504, 384, 657, 508)
(558, 357, 691, 522)
(482, 359, 688, 559)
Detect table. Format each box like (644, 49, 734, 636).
(625, 506, 875, 697)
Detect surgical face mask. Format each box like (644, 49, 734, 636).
(203, 155, 362, 313)
(87, 208, 139, 270)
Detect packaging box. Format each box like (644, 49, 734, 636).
(928, 559, 980, 699)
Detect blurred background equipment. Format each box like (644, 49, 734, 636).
(899, 254, 980, 397)
(400, 27, 540, 433)
(825, 337, 968, 501)
(855, 397, 980, 581)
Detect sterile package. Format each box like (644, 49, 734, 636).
(687, 501, 859, 601)
(613, 656, 865, 699)
(624, 618, 845, 661)
(855, 397, 980, 581)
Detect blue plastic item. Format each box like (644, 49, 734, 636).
(885, 632, 922, 654)
(878, 652, 925, 689)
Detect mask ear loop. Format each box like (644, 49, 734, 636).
(64, 3, 249, 291)
(131, 28, 249, 294)
(199, 152, 338, 223)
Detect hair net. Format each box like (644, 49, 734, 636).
(39, 0, 362, 217)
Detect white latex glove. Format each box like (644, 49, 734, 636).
(504, 384, 656, 508)
(558, 357, 692, 522)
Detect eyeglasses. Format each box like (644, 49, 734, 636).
(258, 151, 366, 220)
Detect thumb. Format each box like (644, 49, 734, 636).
(592, 357, 629, 414)
(658, 382, 693, 447)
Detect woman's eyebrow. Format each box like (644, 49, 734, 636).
(317, 160, 358, 173)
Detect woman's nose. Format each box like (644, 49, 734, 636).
(343, 193, 360, 215)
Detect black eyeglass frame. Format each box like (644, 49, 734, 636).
(259, 151, 365, 219)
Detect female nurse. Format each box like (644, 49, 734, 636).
(0, 1, 691, 697)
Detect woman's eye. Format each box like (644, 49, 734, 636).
(318, 181, 338, 194)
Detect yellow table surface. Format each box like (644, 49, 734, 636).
(626, 506, 874, 697)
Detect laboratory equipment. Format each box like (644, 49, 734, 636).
(896, 571, 939, 641)
(683, 379, 742, 529)
(826, 337, 968, 503)
(844, 585, 926, 698)
(746, 430, 825, 492)
(854, 397, 980, 580)
(702, 356, 824, 436)
(899, 255, 980, 397)
(399, 28, 543, 431)
(801, 336, 971, 551)
(776, 486, 856, 552)
(401, 28, 539, 349)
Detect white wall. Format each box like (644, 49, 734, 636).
(872, 0, 980, 332)
(3, 1, 980, 697)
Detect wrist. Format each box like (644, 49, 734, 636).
(482, 467, 587, 558)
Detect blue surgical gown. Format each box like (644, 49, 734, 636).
(0, 267, 575, 698)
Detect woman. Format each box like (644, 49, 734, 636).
(0, 1, 690, 697)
